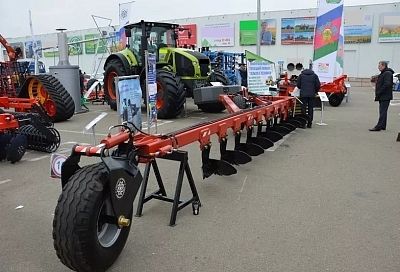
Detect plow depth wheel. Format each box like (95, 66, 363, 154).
(104, 59, 128, 111)
(22, 75, 75, 122)
(53, 163, 132, 272)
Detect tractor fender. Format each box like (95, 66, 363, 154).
(104, 50, 138, 74)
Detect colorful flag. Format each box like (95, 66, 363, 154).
(313, 0, 344, 82)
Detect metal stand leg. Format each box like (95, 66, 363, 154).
(135, 150, 201, 226)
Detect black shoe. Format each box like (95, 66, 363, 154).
(369, 127, 381, 131)
(307, 122, 312, 128)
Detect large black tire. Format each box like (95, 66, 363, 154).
(20, 75, 75, 122)
(328, 93, 344, 107)
(198, 70, 228, 113)
(104, 59, 128, 111)
(233, 95, 247, 109)
(53, 163, 132, 272)
(156, 70, 185, 119)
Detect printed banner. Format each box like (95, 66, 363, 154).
(110, 28, 127, 53)
(313, 0, 344, 82)
(118, 77, 142, 129)
(84, 34, 107, 54)
(281, 17, 315, 45)
(119, 2, 133, 27)
(245, 50, 277, 95)
(240, 20, 277, 46)
(147, 53, 157, 127)
(344, 14, 373, 43)
(25, 40, 42, 58)
(68, 36, 83, 55)
(43, 50, 59, 58)
(201, 23, 234, 47)
(378, 12, 400, 43)
(178, 24, 197, 47)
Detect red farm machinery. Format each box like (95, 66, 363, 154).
(52, 92, 311, 272)
(278, 73, 348, 107)
(0, 33, 75, 122)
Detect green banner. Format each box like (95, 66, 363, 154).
(84, 34, 107, 54)
(68, 36, 83, 55)
(240, 20, 258, 45)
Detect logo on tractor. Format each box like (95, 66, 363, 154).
(115, 178, 126, 199)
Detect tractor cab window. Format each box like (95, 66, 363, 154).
(127, 24, 177, 63)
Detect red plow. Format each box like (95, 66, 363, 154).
(53, 94, 310, 272)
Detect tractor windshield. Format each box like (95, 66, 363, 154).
(128, 25, 177, 63)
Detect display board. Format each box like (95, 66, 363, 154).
(378, 12, 400, 43)
(239, 19, 276, 46)
(281, 17, 315, 45)
(201, 23, 234, 47)
(110, 28, 127, 53)
(178, 24, 197, 47)
(344, 13, 373, 43)
(246, 50, 276, 95)
(25, 40, 42, 58)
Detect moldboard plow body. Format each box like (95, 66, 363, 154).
(53, 94, 310, 272)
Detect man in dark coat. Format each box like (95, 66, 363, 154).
(369, 61, 394, 131)
(296, 69, 321, 128)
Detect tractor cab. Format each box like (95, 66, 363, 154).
(124, 21, 179, 67)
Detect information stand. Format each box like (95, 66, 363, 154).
(317, 91, 329, 126)
(84, 112, 108, 145)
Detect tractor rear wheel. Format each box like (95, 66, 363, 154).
(53, 163, 132, 272)
(328, 93, 344, 107)
(156, 70, 185, 119)
(104, 59, 128, 110)
(20, 75, 75, 122)
(198, 70, 228, 113)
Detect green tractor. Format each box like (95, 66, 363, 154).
(103, 21, 228, 119)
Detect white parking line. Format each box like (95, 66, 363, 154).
(0, 179, 11, 185)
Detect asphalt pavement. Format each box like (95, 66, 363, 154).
(0, 86, 399, 272)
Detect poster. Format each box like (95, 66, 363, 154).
(84, 34, 107, 54)
(239, 19, 277, 46)
(24, 40, 42, 58)
(110, 28, 127, 53)
(147, 53, 157, 127)
(201, 23, 234, 47)
(178, 24, 197, 47)
(246, 50, 276, 95)
(344, 14, 373, 43)
(281, 17, 315, 45)
(118, 77, 142, 129)
(378, 12, 400, 43)
(68, 36, 83, 55)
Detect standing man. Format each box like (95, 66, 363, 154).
(296, 68, 321, 128)
(369, 61, 394, 131)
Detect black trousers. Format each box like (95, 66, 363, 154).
(376, 100, 390, 129)
(300, 97, 314, 122)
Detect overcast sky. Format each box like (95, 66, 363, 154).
(0, 0, 397, 38)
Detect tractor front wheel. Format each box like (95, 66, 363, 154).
(104, 59, 128, 110)
(156, 70, 185, 119)
(53, 163, 132, 272)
